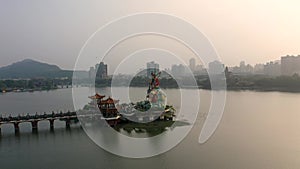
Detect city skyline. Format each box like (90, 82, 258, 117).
(2, 53, 299, 77)
(84, 54, 300, 77)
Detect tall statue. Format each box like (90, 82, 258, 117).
(149, 71, 161, 91)
(146, 71, 166, 108)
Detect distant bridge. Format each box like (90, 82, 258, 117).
(0, 111, 78, 133)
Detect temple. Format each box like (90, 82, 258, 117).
(88, 71, 175, 126)
(99, 97, 119, 118)
(88, 93, 121, 126)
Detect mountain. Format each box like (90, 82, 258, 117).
(0, 59, 74, 79)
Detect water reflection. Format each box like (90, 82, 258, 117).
(1, 88, 300, 168)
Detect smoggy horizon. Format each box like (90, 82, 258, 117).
(1, 0, 300, 70)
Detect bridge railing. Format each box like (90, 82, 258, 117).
(0, 111, 77, 122)
(0, 111, 79, 134)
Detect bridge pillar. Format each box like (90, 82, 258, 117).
(65, 118, 71, 129)
(13, 122, 20, 133)
(31, 121, 38, 132)
(0, 124, 1, 135)
(49, 119, 55, 130)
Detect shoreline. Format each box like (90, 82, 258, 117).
(2, 85, 300, 94)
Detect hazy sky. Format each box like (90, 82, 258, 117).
(1, 0, 300, 71)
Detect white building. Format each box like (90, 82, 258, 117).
(264, 61, 281, 76)
(208, 60, 224, 75)
(281, 55, 300, 76)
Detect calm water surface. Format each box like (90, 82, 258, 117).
(0, 87, 300, 169)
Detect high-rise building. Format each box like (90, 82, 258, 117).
(240, 61, 246, 69)
(189, 58, 196, 72)
(281, 55, 300, 76)
(171, 64, 187, 77)
(231, 61, 254, 75)
(194, 64, 207, 75)
(89, 66, 96, 79)
(208, 60, 224, 75)
(147, 61, 159, 77)
(254, 64, 264, 74)
(95, 62, 108, 79)
(264, 61, 281, 76)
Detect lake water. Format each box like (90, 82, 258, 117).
(0, 87, 300, 169)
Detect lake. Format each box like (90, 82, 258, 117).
(0, 87, 300, 169)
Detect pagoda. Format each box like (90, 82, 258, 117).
(88, 93, 121, 126)
(99, 97, 120, 118)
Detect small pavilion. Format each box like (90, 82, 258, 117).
(98, 97, 120, 118)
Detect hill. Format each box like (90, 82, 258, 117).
(0, 59, 74, 79)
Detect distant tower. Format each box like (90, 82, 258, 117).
(208, 60, 224, 75)
(89, 66, 96, 79)
(240, 61, 246, 67)
(224, 66, 232, 78)
(96, 62, 108, 79)
(189, 58, 196, 72)
(281, 55, 300, 76)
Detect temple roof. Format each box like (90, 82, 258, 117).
(100, 97, 119, 104)
(89, 93, 105, 99)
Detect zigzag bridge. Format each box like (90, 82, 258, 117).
(0, 111, 79, 134)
